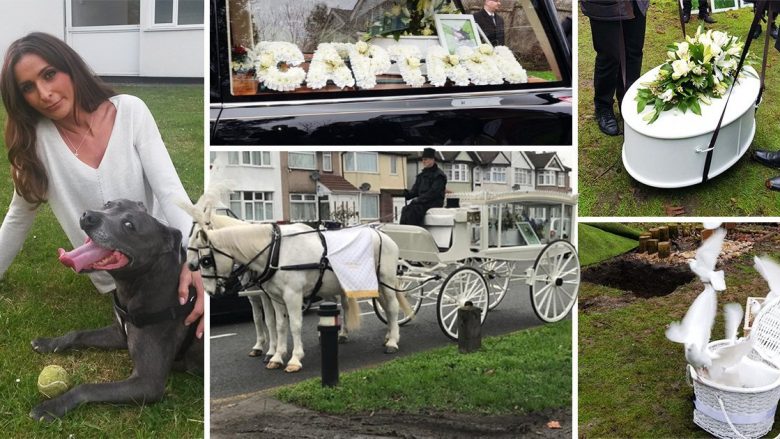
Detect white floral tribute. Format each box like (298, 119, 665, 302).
(342, 41, 391, 89)
(636, 26, 746, 124)
(249, 41, 306, 92)
(387, 45, 426, 88)
(306, 43, 355, 89)
(456, 45, 504, 86)
(493, 46, 529, 84)
(425, 45, 470, 87)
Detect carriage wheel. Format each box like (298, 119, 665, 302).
(529, 240, 580, 323)
(436, 267, 488, 341)
(373, 278, 424, 326)
(470, 258, 515, 310)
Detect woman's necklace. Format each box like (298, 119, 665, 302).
(59, 112, 95, 158)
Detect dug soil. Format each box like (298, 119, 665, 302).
(211, 389, 571, 438)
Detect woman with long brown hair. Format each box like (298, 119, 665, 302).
(0, 32, 203, 338)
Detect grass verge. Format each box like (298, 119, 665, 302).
(277, 320, 571, 415)
(578, 223, 638, 267)
(0, 84, 203, 437)
(579, 1, 780, 216)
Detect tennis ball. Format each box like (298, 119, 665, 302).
(37, 365, 70, 399)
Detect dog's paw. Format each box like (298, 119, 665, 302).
(30, 400, 65, 422)
(31, 338, 59, 354)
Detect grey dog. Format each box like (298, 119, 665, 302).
(30, 199, 203, 421)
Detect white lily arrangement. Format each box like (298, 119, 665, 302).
(306, 43, 356, 89)
(250, 41, 307, 92)
(494, 46, 529, 84)
(343, 41, 392, 89)
(426, 45, 470, 87)
(636, 26, 746, 124)
(387, 45, 426, 87)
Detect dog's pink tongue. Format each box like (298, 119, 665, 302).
(58, 239, 113, 273)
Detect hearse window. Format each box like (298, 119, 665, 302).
(225, 0, 564, 98)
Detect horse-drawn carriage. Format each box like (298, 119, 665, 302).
(187, 189, 579, 371)
(376, 191, 580, 340)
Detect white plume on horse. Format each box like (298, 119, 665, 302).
(688, 227, 727, 291)
(666, 285, 717, 370)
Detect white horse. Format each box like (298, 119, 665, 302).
(186, 211, 279, 362)
(188, 209, 412, 373)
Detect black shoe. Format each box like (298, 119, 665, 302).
(752, 150, 780, 168)
(771, 25, 778, 40)
(699, 14, 716, 24)
(683, 13, 691, 23)
(766, 176, 780, 191)
(595, 108, 619, 136)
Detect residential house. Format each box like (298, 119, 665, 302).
(472, 152, 512, 193)
(524, 152, 572, 193)
(0, 0, 204, 78)
(510, 152, 536, 192)
(341, 152, 408, 223)
(209, 150, 283, 222)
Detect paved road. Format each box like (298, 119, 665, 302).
(210, 273, 571, 400)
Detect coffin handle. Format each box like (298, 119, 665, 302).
(695, 146, 715, 153)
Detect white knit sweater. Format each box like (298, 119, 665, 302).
(0, 94, 193, 293)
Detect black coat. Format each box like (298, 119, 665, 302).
(406, 164, 447, 209)
(473, 9, 505, 46)
(580, 0, 649, 21)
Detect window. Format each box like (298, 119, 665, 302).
(288, 152, 317, 170)
(474, 167, 482, 184)
(290, 194, 317, 221)
(557, 172, 566, 187)
(537, 170, 556, 186)
(486, 167, 507, 183)
(344, 152, 378, 173)
(360, 195, 379, 220)
(390, 156, 398, 175)
(514, 168, 532, 186)
(227, 0, 563, 98)
(322, 153, 332, 172)
(72, 0, 140, 26)
(154, 0, 204, 25)
(230, 191, 274, 221)
(228, 151, 271, 166)
(444, 163, 469, 182)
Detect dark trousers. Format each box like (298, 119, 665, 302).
(400, 203, 429, 226)
(589, 3, 647, 112)
(683, 0, 709, 15)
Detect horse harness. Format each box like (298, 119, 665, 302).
(194, 224, 385, 300)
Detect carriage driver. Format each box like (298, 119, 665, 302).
(400, 148, 448, 227)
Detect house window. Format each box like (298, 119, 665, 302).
(228, 151, 271, 166)
(290, 194, 317, 221)
(537, 170, 556, 186)
(390, 156, 398, 175)
(361, 194, 379, 220)
(228, 151, 239, 165)
(557, 172, 566, 187)
(514, 168, 532, 186)
(72, 0, 140, 26)
(322, 153, 332, 172)
(444, 163, 469, 182)
(288, 152, 317, 170)
(344, 152, 378, 173)
(487, 167, 506, 183)
(154, 0, 204, 25)
(230, 191, 274, 221)
(474, 167, 481, 184)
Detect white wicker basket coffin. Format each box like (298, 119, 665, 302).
(621, 65, 760, 188)
(687, 298, 780, 439)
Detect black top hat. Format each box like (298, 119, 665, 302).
(422, 148, 437, 159)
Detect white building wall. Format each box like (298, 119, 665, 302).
(0, 1, 64, 57)
(212, 151, 284, 221)
(138, 28, 204, 77)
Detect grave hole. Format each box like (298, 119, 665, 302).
(582, 257, 695, 298)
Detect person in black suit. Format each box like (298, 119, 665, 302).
(473, 0, 505, 46)
(682, 0, 716, 24)
(580, 0, 649, 136)
(400, 148, 447, 227)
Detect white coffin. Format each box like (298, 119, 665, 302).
(621, 65, 760, 188)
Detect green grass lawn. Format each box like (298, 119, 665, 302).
(0, 84, 203, 437)
(579, 0, 780, 216)
(277, 321, 571, 415)
(578, 223, 638, 267)
(578, 225, 780, 437)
